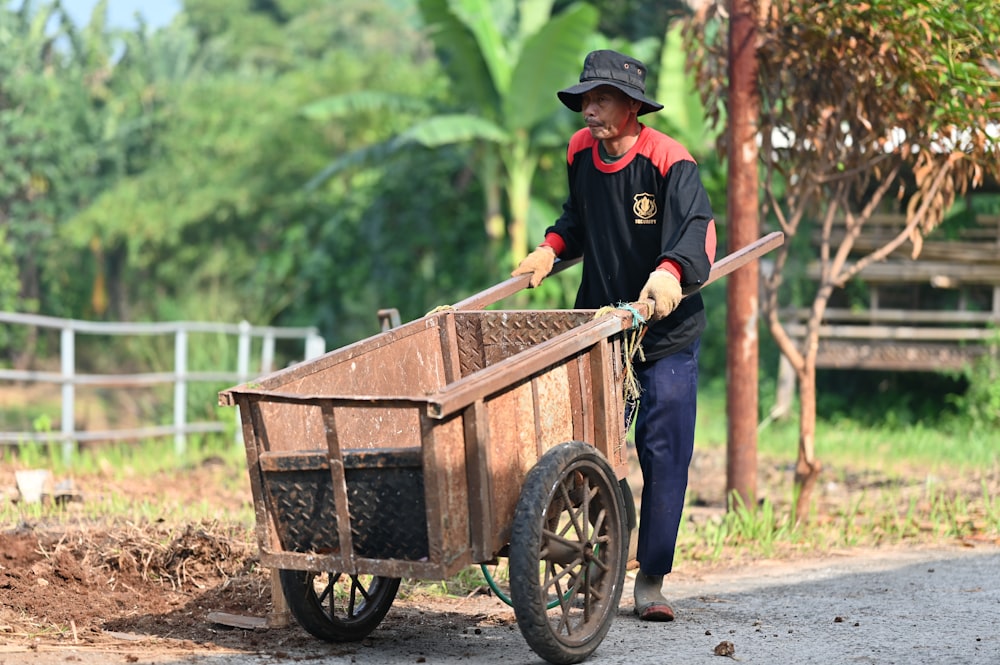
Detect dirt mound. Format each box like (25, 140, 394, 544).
(0, 522, 278, 649)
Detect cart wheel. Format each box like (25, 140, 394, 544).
(509, 441, 628, 665)
(278, 569, 400, 642)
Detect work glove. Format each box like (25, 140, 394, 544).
(511, 246, 557, 288)
(638, 270, 683, 322)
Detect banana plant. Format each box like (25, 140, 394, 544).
(302, 0, 598, 264)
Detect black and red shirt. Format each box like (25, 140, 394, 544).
(545, 125, 717, 360)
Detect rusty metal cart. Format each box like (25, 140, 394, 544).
(219, 233, 783, 665)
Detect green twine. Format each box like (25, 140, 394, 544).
(614, 301, 647, 330)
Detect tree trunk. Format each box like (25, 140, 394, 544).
(793, 362, 822, 522)
(725, 0, 761, 509)
(13, 254, 39, 372)
(108, 244, 130, 321)
(482, 152, 505, 243)
(507, 174, 529, 267)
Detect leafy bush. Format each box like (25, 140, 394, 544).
(947, 334, 1000, 431)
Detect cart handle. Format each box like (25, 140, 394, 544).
(454, 231, 784, 317)
(633, 230, 785, 320)
(450, 257, 582, 311)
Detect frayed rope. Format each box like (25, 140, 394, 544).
(594, 302, 648, 424)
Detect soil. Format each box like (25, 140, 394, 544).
(1, 446, 998, 664)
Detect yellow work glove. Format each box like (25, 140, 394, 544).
(511, 246, 557, 288)
(638, 270, 683, 321)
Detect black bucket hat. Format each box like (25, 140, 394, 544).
(558, 49, 663, 116)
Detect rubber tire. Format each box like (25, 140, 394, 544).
(620, 478, 637, 532)
(509, 441, 628, 665)
(278, 569, 400, 642)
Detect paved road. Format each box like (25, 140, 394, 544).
(10, 545, 999, 665)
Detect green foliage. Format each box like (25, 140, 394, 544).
(306, 0, 599, 267)
(0, 2, 103, 320)
(752, 396, 999, 475)
(681, 383, 1000, 562)
(0, 228, 27, 356)
(947, 337, 1000, 431)
(558, 0, 690, 44)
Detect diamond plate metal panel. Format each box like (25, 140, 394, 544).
(454, 316, 486, 376)
(452, 311, 593, 374)
(265, 470, 341, 553)
(346, 466, 429, 560)
(263, 453, 430, 561)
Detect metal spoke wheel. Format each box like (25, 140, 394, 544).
(278, 569, 400, 642)
(509, 441, 628, 665)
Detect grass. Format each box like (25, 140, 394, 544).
(697, 381, 999, 472)
(1, 434, 254, 528)
(674, 381, 1000, 566)
(4, 431, 246, 477)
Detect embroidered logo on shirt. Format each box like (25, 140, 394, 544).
(633, 193, 657, 224)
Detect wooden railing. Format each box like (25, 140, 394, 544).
(786, 210, 1000, 371)
(781, 308, 999, 371)
(0, 311, 325, 461)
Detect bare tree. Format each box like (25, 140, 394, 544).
(686, 0, 1000, 520)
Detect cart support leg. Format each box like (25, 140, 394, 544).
(267, 569, 290, 628)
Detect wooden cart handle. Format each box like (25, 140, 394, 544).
(696, 230, 784, 292)
(632, 231, 784, 320)
(453, 231, 784, 314)
(450, 257, 582, 311)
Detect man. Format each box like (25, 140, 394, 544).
(512, 49, 717, 622)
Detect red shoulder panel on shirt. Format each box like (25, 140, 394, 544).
(635, 127, 697, 176)
(567, 128, 597, 165)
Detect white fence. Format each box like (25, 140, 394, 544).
(0, 311, 325, 461)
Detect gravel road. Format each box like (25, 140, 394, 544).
(8, 544, 999, 665)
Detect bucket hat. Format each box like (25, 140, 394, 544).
(557, 49, 663, 116)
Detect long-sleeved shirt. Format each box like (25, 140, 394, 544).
(545, 124, 717, 361)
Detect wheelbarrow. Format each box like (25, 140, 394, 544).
(218, 232, 783, 664)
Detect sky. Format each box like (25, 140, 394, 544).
(58, 0, 181, 29)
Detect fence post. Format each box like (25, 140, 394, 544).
(235, 321, 252, 447)
(237, 320, 252, 380)
(174, 328, 188, 456)
(60, 325, 76, 464)
(305, 329, 324, 359)
(261, 330, 275, 374)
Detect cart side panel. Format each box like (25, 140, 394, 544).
(269, 325, 448, 399)
(227, 317, 446, 399)
(248, 399, 424, 454)
(257, 446, 432, 566)
(471, 355, 594, 559)
(533, 362, 576, 452)
(479, 378, 537, 551)
(333, 404, 423, 451)
(251, 399, 325, 453)
(261, 406, 472, 580)
(241, 398, 437, 572)
(420, 410, 473, 577)
(236, 396, 282, 559)
(589, 337, 629, 474)
(472, 341, 634, 558)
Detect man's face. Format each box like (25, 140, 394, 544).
(580, 85, 639, 140)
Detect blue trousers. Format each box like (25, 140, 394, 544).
(632, 339, 699, 576)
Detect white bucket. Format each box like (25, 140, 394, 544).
(15, 469, 53, 504)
